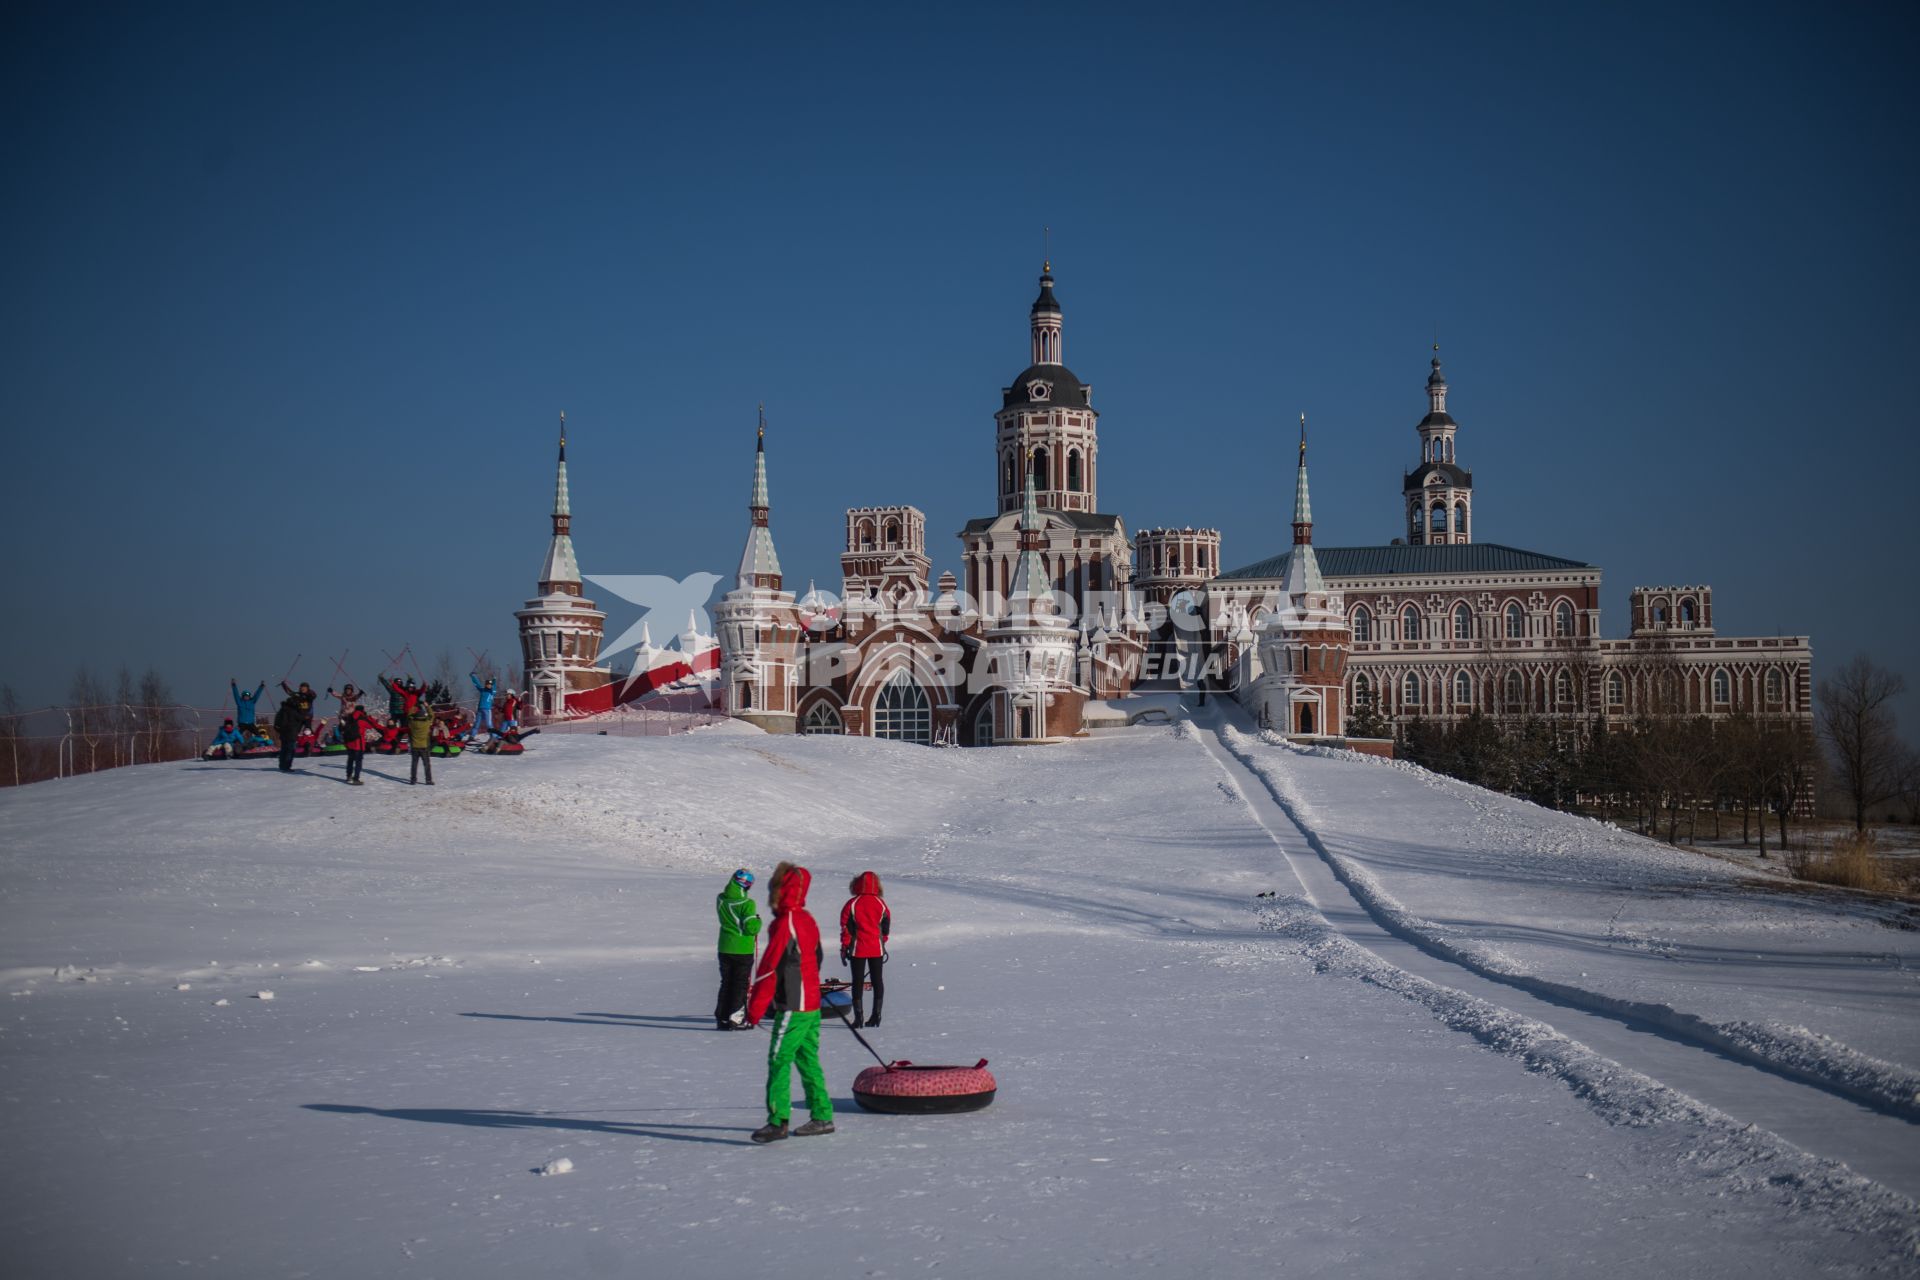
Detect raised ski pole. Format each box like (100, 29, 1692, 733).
(279, 653, 303, 685)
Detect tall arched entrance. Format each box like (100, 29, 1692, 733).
(872, 671, 932, 745)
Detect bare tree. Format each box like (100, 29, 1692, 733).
(1817, 655, 1906, 831)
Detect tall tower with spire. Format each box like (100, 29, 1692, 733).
(993, 262, 1100, 515)
(1251, 415, 1350, 736)
(1404, 347, 1473, 545)
(713, 408, 802, 731)
(516, 412, 609, 716)
(963, 261, 1133, 633)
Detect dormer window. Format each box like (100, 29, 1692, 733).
(1028, 380, 1052, 401)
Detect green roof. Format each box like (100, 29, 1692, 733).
(1216, 542, 1596, 582)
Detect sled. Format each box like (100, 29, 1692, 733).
(852, 1060, 996, 1114)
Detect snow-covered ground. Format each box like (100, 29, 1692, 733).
(2, 713, 1917, 1277)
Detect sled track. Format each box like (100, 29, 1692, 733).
(1191, 709, 1920, 1207)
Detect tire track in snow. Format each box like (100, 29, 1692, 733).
(1184, 712, 1920, 1220)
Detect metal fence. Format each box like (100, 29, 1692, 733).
(0, 704, 228, 787)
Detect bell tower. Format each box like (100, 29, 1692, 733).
(994, 263, 1100, 515)
(1404, 347, 1474, 545)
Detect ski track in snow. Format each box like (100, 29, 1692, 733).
(1218, 723, 1920, 1123)
(1181, 716, 1920, 1247)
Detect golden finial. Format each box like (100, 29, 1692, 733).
(757, 401, 765, 441)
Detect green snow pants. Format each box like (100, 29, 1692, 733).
(764, 1009, 832, 1126)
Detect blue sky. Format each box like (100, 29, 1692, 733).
(2, 2, 1915, 727)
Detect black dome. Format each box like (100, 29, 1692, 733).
(1032, 272, 1061, 314)
(1002, 363, 1089, 410)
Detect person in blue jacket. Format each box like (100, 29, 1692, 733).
(231, 679, 265, 729)
(470, 673, 497, 736)
(208, 719, 244, 758)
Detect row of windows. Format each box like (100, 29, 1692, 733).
(1350, 599, 1578, 643)
(1355, 667, 1787, 710)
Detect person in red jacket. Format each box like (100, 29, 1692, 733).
(743, 861, 834, 1144)
(839, 871, 892, 1028)
(336, 704, 376, 785)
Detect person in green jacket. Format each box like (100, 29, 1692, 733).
(406, 701, 435, 786)
(715, 868, 761, 1029)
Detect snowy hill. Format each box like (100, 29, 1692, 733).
(2, 712, 1917, 1277)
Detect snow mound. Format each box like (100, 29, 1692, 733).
(536, 1157, 574, 1177)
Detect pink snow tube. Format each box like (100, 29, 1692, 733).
(852, 1059, 997, 1114)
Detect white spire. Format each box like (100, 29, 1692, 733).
(539, 411, 582, 593)
(737, 407, 783, 590)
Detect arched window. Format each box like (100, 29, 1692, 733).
(1454, 671, 1472, 705)
(1030, 446, 1050, 489)
(1555, 670, 1574, 706)
(1554, 601, 1575, 638)
(1679, 598, 1698, 625)
(1431, 503, 1447, 532)
(872, 671, 931, 744)
(739, 683, 753, 711)
(883, 519, 900, 548)
(1453, 604, 1473, 640)
(803, 703, 843, 735)
(1712, 669, 1731, 705)
(1454, 501, 1467, 535)
(1651, 596, 1669, 625)
(1505, 603, 1525, 639)
(1403, 672, 1423, 709)
(972, 702, 995, 747)
(858, 520, 875, 551)
(1765, 669, 1783, 703)
(1505, 671, 1524, 710)
(1003, 455, 1017, 496)
(1351, 605, 1373, 643)
(1607, 672, 1624, 706)
(1354, 673, 1373, 707)
(1067, 449, 1082, 492)
(1401, 606, 1423, 642)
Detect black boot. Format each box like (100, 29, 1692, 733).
(750, 1120, 789, 1144)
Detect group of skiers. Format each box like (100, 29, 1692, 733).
(206, 673, 528, 786)
(714, 863, 893, 1143)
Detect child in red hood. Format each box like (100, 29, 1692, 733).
(839, 871, 891, 1028)
(744, 861, 834, 1143)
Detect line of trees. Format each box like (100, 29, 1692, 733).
(1389, 654, 1918, 854)
(1394, 709, 1816, 853)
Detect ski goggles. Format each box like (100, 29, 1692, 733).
(731, 869, 755, 887)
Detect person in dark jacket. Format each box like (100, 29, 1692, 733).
(405, 701, 435, 785)
(744, 862, 833, 1143)
(715, 868, 762, 1029)
(839, 871, 892, 1028)
(273, 684, 316, 773)
(337, 704, 376, 785)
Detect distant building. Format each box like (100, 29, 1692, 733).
(688, 265, 1810, 742)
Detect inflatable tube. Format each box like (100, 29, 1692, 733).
(852, 1060, 996, 1114)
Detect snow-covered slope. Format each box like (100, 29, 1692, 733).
(2, 722, 1916, 1277)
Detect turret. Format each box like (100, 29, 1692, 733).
(1404, 347, 1473, 545)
